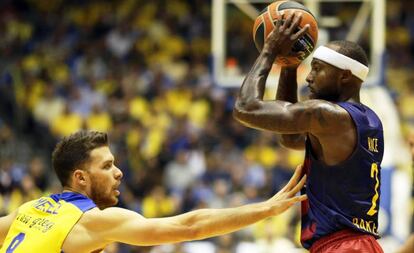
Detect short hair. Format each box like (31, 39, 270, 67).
(52, 131, 108, 187)
(328, 40, 369, 67)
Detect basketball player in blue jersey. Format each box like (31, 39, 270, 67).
(234, 12, 384, 253)
(0, 130, 307, 253)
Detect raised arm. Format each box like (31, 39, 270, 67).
(276, 66, 306, 150)
(233, 13, 346, 137)
(233, 12, 309, 134)
(90, 165, 306, 247)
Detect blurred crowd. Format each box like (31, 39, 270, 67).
(386, 1, 414, 131)
(0, 0, 413, 253)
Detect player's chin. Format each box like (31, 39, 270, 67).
(105, 191, 120, 206)
(112, 192, 120, 202)
(107, 196, 119, 207)
(97, 197, 118, 209)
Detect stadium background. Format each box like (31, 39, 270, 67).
(0, 0, 413, 252)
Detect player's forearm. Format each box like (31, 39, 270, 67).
(276, 67, 298, 103)
(177, 202, 272, 240)
(234, 48, 276, 112)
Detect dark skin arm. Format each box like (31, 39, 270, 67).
(233, 12, 355, 165)
(276, 66, 306, 150)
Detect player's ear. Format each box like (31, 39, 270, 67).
(73, 169, 88, 186)
(340, 69, 353, 84)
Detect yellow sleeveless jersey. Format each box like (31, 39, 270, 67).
(0, 192, 96, 253)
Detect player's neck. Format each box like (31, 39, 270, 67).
(62, 186, 90, 198)
(339, 92, 360, 103)
(347, 93, 360, 103)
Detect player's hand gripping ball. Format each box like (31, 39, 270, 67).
(253, 0, 318, 66)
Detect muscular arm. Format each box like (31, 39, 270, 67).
(101, 203, 277, 246)
(0, 211, 17, 245)
(87, 166, 306, 247)
(232, 13, 344, 142)
(233, 20, 346, 137)
(276, 67, 306, 150)
(234, 79, 344, 136)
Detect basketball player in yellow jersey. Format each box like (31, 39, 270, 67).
(0, 131, 306, 253)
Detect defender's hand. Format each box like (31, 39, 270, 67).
(266, 164, 307, 216)
(263, 12, 310, 58)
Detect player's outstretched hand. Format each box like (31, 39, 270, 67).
(263, 12, 310, 59)
(266, 164, 307, 216)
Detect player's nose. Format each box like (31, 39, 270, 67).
(306, 72, 313, 84)
(114, 166, 123, 180)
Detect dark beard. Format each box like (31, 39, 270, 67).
(313, 92, 340, 102)
(89, 178, 117, 209)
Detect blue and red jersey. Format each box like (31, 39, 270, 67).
(301, 102, 384, 249)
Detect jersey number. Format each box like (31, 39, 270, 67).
(6, 232, 25, 253)
(367, 163, 380, 216)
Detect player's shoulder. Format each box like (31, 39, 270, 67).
(300, 99, 353, 134)
(300, 99, 349, 116)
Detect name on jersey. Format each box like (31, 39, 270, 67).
(16, 213, 55, 233)
(368, 137, 379, 153)
(352, 217, 378, 236)
(32, 198, 62, 214)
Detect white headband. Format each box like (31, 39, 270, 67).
(313, 46, 369, 82)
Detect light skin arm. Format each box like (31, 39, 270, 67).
(396, 234, 414, 253)
(89, 165, 306, 247)
(0, 211, 17, 245)
(233, 13, 347, 137)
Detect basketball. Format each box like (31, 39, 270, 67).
(252, 0, 318, 66)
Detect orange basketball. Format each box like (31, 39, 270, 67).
(252, 0, 318, 66)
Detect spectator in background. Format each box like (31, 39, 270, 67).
(142, 185, 176, 218)
(7, 174, 42, 212)
(271, 148, 295, 194)
(106, 21, 137, 59)
(410, 130, 414, 163)
(33, 85, 65, 126)
(409, 131, 414, 233)
(86, 104, 113, 133)
(27, 156, 49, 192)
(163, 149, 196, 197)
(51, 104, 83, 137)
(0, 125, 30, 163)
(208, 179, 230, 209)
(396, 130, 414, 253)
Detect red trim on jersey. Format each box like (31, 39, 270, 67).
(301, 222, 317, 243)
(301, 199, 310, 214)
